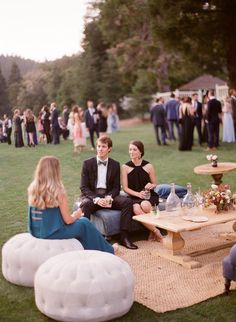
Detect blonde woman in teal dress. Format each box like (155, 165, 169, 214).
(28, 156, 117, 253)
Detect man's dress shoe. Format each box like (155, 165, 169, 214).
(119, 237, 138, 250)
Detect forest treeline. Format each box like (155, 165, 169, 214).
(1, 0, 235, 117)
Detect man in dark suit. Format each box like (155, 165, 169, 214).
(80, 136, 138, 249)
(164, 93, 180, 140)
(85, 100, 99, 150)
(192, 93, 203, 145)
(206, 89, 222, 150)
(150, 97, 167, 145)
(50, 102, 60, 144)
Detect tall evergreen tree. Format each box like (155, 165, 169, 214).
(0, 67, 9, 116)
(153, 0, 235, 85)
(8, 62, 23, 108)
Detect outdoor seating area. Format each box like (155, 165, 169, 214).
(1, 122, 236, 321)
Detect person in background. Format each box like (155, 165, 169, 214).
(97, 102, 108, 136)
(3, 114, 12, 145)
(13, 109, 24, 148)
(178, 97, 195, 151)
(85, 99, 99, 150)
(42, 105, 51, 144)
(62, 105, 69, 127)
(28, 156, 117, 254)
(58, 117, 69, 140)
(107, 103, 119, 133)
(72, 105, 86, 154)
(164, 93, 180, 141)
(206, 89, 222, 151)
(121, 140, 163, 242)
(150, 97, 168, 146)
(80, 136, 138, 250)
(191, 93, 203, 146)
(24, 109, 37, 147)
(37, 110, 45, 144)
(222, 96, 235, 143)
(50, 102, 60, 144)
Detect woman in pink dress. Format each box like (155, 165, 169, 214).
(72, 105, 86, 154)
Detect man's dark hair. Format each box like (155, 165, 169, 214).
(97, 135, 113, 148)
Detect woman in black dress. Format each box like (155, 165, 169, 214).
(97, 103, 108, 136)
(13, 109, 24, 148)
(178, 96, 194, 151)
(42, 105, 51, 144)
(122, 140, 163, 242)
(24, 109, 36, 147)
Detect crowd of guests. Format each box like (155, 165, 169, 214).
(0, 100, 120, 151)
(150, 89, 236, 151)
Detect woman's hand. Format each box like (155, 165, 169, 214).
(139, 191, 146, 199)
(72, 209, 83, 220)
(145, 183, 155, 190)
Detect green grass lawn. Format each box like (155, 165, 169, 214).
(0, 123, 236, 321)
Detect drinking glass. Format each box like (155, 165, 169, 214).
(143, 189, 151, 200)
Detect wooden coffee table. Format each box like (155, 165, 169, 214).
(133, 208, 236, 268)
(194, 162, 236, 185)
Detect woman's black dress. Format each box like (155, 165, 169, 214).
(14, 116, 24, 148)
(26, 119, 36, 133)
(179, 109, 194, 151)
(98, 111, 108, 132)
(126, 160, 159, 205)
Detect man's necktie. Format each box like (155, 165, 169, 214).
(98, 160, 107, 166)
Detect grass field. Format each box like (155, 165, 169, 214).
(0, 123, 236, 322)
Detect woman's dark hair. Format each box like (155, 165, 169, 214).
(129, 140, 144, 157)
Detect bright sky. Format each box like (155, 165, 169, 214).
(0, 0, 88, 62)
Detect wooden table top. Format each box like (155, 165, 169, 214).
(133, 207, 236, 233)
(194, 162, 236, 175)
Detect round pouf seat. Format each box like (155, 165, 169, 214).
(2, 233, 84, 287)
(34, 250, 134, 322)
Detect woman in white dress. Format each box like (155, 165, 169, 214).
(222, 97, 235, 143)
(72, 105, 86, 154)
(67, 111, 74, 140)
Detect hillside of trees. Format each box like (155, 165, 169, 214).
(0, 55, 39, 81)
(1, 0, 234, 118)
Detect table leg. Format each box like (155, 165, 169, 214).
(163, 231, 185, 255)
(152, 231, 201, 269)
(211, 173, 223, 185)
(219, 222, 236, 241)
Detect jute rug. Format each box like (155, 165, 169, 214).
(118, 221, 236, 313)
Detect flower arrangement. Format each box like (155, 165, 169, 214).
(203, 184, 234, 213)
(206, 154, 218, 167)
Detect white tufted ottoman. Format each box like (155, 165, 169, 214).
(34, 250, 134, 322)
(2, 233, 84, 287)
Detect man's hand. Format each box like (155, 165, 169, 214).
(97, 198, 112, 208)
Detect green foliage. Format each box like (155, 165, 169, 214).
(0, 67, 9, 116)
(8, 62, 23, 109)
(155, 0, 236, 85)
(0, 123, 236, 321)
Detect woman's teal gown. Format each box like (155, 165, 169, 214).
(28, 206, 113, 254)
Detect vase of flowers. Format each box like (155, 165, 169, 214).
(203, 184, 234, 213)
(206, 154, 218, 167)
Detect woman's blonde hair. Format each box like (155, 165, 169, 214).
(28, 156, 65, 209)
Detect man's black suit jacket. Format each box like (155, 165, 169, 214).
(150, 104, 166, 126)
(80, 157, 120, 200)
(206, 98, 222, 123)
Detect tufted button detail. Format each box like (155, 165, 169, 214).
(2, 233, 84, 287)
(34, 250, 134, 322)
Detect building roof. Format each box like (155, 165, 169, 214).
(178, 74, 227, 90)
